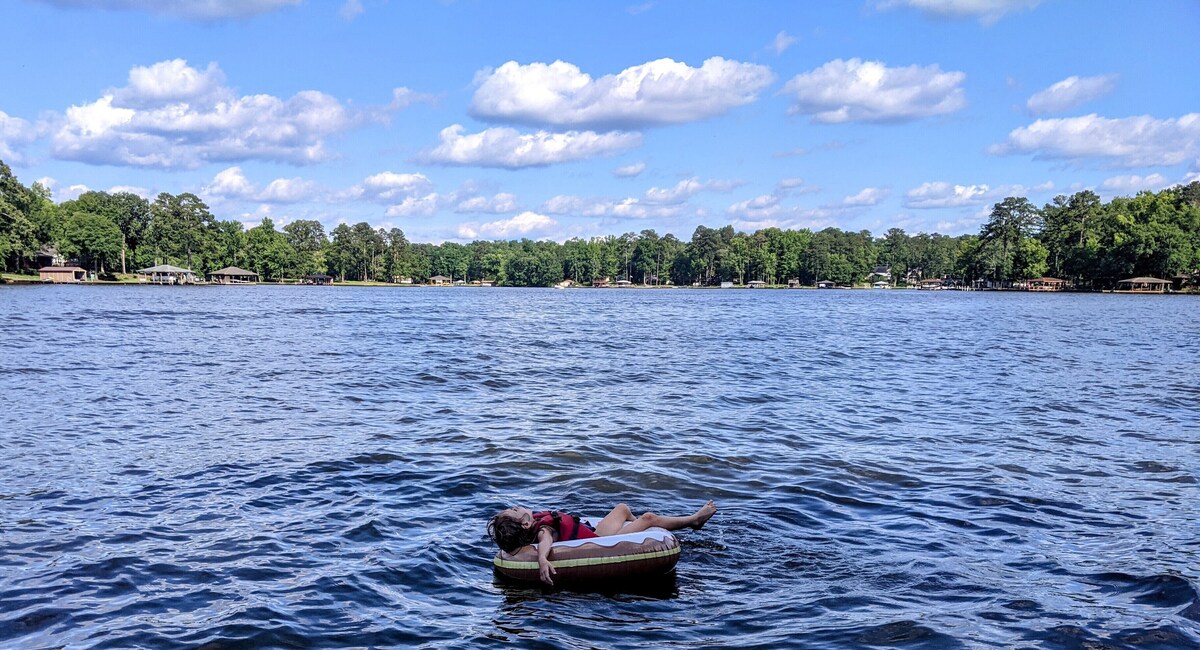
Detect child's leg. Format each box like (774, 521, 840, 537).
(598, 501, 717, 536)
(593, 503, 637, 536)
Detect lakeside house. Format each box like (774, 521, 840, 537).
(1027, 277, 1067, 292)
(867, 266, 891, 282)
(137, 264, 198, 285)
(1116, 277, 1170, 293)
(301, 273, 333, 285)
(816, 280, 835, 289)
(36, 247, 66, 268)
(208, 266, 259, 284)
(788, 278, 800, 288)
(429, 275, 451, 286)
(39, 266, 86, 283)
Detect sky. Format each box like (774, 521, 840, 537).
(1, 0, 1198, 243)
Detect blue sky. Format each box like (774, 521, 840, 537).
(2, 0, 1197, 243)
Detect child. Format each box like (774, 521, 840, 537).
(487, 501, 717, 585)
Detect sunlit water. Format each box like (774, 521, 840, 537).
(1, 285, 1197, 649)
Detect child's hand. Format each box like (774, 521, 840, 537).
(538, 559, 557, 586)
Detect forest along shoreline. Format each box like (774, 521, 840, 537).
(3, 161, 1198, 291)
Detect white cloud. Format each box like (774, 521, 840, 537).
(783, 58, 966, 124)
(116, 59, 226, 107)
(50, 59, 412, 169)
(203, 166, 318, 203)
(456, 193, 518, 214)
(421, 124, 641, 168)
(386, 193, 441, 218)
(259, 177, 319, 203)
(840, 186, 890, 206)
(339, 0, 364, 21)
(991, 113, 1200, 167)
(778, 178, 808, 190)
(109, 185, 150, 198)
(1026, 74, 1118, 115)
(57, 184, 92, 202)
(31, 0, 301, 20)
(643, 177, 739, 205)
(542, 195, 592, 215)
(470, 57, 775, 129)
(205, 166, 256, 199)
(773, 147, 810, 158)
(876, 0, 1040, 24)
(457, 211, 557, 239)
(0, 111, 36, 162)
(357, 171, 433, 200)
(1099, 173, 1170, 194)
(904, 182, 990, 208)
(770, 31, 798, 55)
(614, 161, 646, 178)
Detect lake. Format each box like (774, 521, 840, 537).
(1, 286, 1197, 648)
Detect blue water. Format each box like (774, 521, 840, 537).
(1, 286, 1197, 648)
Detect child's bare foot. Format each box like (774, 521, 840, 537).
(690, 500, 717, 530)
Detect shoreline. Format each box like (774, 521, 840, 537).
(3, 274, 1194, 295)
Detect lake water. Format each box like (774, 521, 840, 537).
(1, 286, 1197, 649)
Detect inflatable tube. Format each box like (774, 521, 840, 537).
(493, 521, 680, 586)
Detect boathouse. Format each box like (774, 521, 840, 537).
(137, 264, 198, 285)
(816, 280, 835, 289)
(747, 280, 767, 288)
(301, 273, 333, 285)
(208, 266, 259, 284)
(1027, 277, 1067, 292)
(429, 275, 451, 286)
(38, 266, 86, 283)
(1116, 277, 1170, 293)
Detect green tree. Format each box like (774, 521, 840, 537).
(147, 192, 215, 270)
(60, 212, 122, 273)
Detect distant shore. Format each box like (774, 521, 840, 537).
(4, 272, 1194, 294)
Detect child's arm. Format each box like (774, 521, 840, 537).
(536, 527, 557, 585)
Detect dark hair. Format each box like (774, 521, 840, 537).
(488, 512, 536, 553)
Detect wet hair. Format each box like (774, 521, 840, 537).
(487, 511, 537, 553)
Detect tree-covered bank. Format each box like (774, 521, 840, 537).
(3, 160, 1198, 287)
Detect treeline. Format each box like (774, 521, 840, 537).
(3, 160, 1198, 287)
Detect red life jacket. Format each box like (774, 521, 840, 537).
(532, 511, 598, 541)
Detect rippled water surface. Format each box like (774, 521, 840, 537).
(1, 285, 1197, 649)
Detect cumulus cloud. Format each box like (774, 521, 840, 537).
(50, 59, 415, 169)
(904, 182, 990, 208)
(840, 186, 890, 206)
(613, 161, 646, 178)
(1027, 74, 1118, 115)
(421, 124, 641, 168)
(876, 0, 1040, 23)
(32, 0, 301, 20)
(457, 211, 557, 239)
(991, 113, 1200, 167)
(356, 171, 434, 201)
(1099, 173, 1171, 194)
(470, 57, 774, 130)
(782, 58, 966, 123)
(205, 166, 256, 199)
(455, 193, 518, 214)
(770, 31, 798, 55)
(385, 193, 441, 218)
(203, 166, 318, 203)
(0, 111, 36, 162)
(643, 177, 740, 204)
